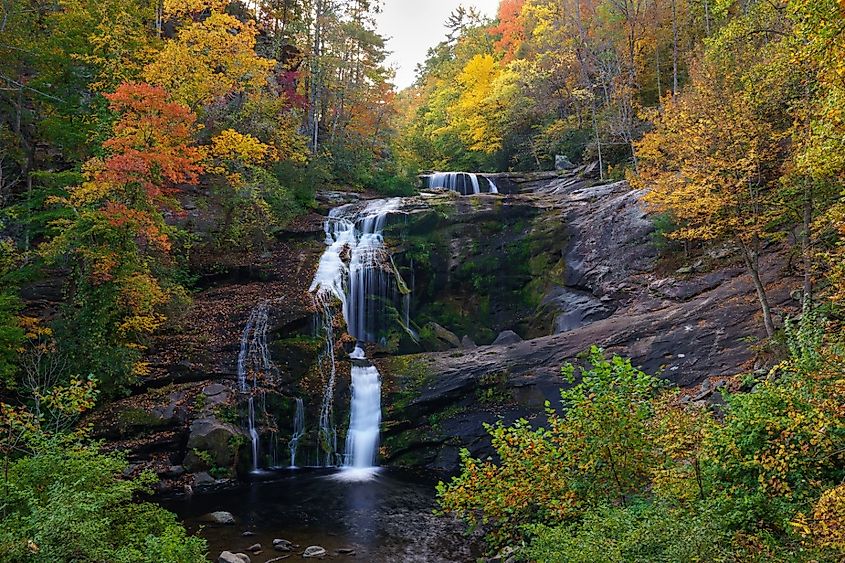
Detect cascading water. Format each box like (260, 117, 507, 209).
(237, 302, 272, 472)
(310, 199, 406, 476)
(428, 172, 499, 195)
(288, 398, 305, 467)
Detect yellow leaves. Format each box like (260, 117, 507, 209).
(210, 129, 275, 165)
(453, 54, 504, 154)
(144, 12, 275, 109)
(163, 0, 228, 18)
(793, 484, 845, 554)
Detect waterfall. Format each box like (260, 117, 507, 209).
(237, 302, 272, 472)
(310, 199, 403, 474)
(343, 361, 382, 468)
(289, 398, 305, 467)
(428, 172, 500, 195)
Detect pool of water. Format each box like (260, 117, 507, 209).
(161, 467, 479, 562)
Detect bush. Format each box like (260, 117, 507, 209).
(523, 502, 729, 563)
(0, 443, 206, 562)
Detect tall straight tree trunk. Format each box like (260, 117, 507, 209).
(802, 183, 813, 307)
(671, 0, 679, 95)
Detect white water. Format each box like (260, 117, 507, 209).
(289, 398, 305, 467)
(310, 199, 403, 474)
(428, 172, 500, 195)
(343, 364, 382, 468)
(237, 302, 272, 472)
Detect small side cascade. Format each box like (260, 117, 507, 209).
(428, 172, 500, 195)
(288, 398, 305, 468)
(237, 302, 272, 472)
(309, 199, 405, 474)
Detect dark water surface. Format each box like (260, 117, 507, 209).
(162, 468, 479, 562)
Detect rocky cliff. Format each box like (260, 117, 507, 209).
(89, 168, 798, 486)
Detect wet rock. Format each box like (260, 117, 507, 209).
(461, 335, 477, 349)
(218, 551, 250, 563)
(201, 511, 236, 525)
(241, 531, 256, 537)
(272, 538, 293, 552)
(492, 330, 523, 346)
(246, 543, 261, 553)
(336, 547, 356, 555)
(303, 545, 327, 558)
(193, 471, 216, 487)
(203, 383, 227, 396)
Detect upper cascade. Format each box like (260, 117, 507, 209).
(427, 172, 499, 195)
(310, 198, 407, 343)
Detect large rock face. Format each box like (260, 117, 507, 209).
(95, 169, 799, 480)
(379, 175, 798, 470)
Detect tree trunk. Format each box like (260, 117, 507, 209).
(802, 183, 813, 308)
(671, 0, 679, 95)
(741, 239, 775, 337)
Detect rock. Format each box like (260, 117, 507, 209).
(203, 383, 228, 396)
(193, 471, 216, 487)
(273, 539, 293, 552)
(492, 330, 523, 346)
(218, 552, 250, 563)
(555, 155, 576, 170)
(182, 417, 244, 472)
(241, 531, 256, 537)
(336, 548, 356, 555)
(303, 545, 327, 558)
(246, 543, 261, 553)
(461, 335, 477, 349)
(425, 322, 461, 349)
(160, 465, 185, 478)
(200, 511, 236, 525)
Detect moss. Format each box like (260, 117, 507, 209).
(475, 370, 512, 405)
(116, 408, 168, 434)
(382, 355, 434, 414)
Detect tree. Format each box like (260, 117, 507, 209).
(634, 62, 782, 337)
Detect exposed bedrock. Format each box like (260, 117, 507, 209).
(379, 176, 798, 471)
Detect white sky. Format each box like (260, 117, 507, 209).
(375, 0, 501, 90)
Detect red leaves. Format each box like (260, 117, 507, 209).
(102, 201, 172, 253)
(98, 83, 205, 207)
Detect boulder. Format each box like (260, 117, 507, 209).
(273, 539, 293, 552)
(461, 335, 477, 349)
(182, 417, 244, 471)
(424, 322, 461, 350)
(193, 471, 216, 487)
(200, 511, 236, 525)
(492, 330, 523, 346)
(303, 545, 327, 558)
(218, 552, 250, 563)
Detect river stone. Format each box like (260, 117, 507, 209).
(218, 552, 250, 563)
(492, 330, 523, 346)
(201, 511, 236, 525)
(273, 538, 292, 551)
(303, 545, 327, 558)
(246, 543, 261, 553)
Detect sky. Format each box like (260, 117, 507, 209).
(375, 0, 501, 90)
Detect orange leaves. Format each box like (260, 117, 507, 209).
(102, 202, 172, 253)
(493, 0, 526, 62)
(99, 83, 205, 203)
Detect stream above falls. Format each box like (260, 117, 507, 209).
(163, 468, 479, 562)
